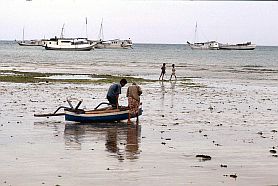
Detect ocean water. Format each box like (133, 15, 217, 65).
(0, 41, 278, 81)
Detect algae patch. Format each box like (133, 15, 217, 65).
(0, 70, 151, 84)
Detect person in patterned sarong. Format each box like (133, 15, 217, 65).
(126, 82, 142, 124)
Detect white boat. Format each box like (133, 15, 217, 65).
(18, 40, 42, 46)
(17, 27, 42, 46)
(187, 22, 219, 50)
(93, 19, 133, 49)
(44, 37, 95, 51)
(219, 42, 256, 50)
(187, 41, 219, 50)
(94, 39, 133, 49)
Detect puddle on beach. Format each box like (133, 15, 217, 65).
(35, 74, 106, 80)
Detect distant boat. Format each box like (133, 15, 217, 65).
(187, 22, 219, 50)
(93, 19, 133, 49)
(187, 41, 219, 50)
(219, 42, 256, 50)
(43, 24, 95, 51)
(95, 39, 133, 49)
(17, 27, 42, 46)
(44, 37, 95, 51)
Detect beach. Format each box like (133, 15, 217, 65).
(1, 43, 278, 185)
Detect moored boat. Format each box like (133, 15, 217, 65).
(92, 19, 133, 49)
(17, 27, 43, 46)
(17, 40, 43, 46)
(44, 37, 95, 51)
(187, 22, 219, 50)
(219, 42, 256, 50)
(94, 39, 133, 49)
(187, 41, 219, 50)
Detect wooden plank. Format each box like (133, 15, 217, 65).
(34, 113, 65, 117)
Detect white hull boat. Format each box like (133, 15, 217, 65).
(94, 39, 133, 49)
(187, 41, 219, 50)
(44, 38, 95, 51)
(219, 42, 256, 50)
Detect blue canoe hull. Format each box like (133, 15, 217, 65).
(65, 108, 143, 123)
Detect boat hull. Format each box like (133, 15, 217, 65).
(45, 45, 93, 51)
(65, 108, 143, 123)
(219, 45, 256, 50)
(187, 41, 219, 50)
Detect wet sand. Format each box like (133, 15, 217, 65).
(1, 73, 278, 185)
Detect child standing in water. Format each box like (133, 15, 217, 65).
(159, 63, 166, 80)
(169, 64, 177, 80)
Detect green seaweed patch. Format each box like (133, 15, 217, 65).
(180, 78, 206, 88)
(0, 70, 152, 84)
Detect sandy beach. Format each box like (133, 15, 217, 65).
(1, 71, 278, 185)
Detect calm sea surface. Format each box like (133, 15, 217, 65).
(0, 41, 278, 81)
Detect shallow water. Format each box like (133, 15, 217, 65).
(1, 42, 278, 185)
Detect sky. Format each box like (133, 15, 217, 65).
(0, 0, 277, 45)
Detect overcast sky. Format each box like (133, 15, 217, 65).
(0, 0, 277, 45)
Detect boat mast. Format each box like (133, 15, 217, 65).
(22, 27, 25, 42)
(194, 22, 198, 43)
(85, 17, 88, 39)
(98, 18, 104, 41)
(60, 24, 65, 38)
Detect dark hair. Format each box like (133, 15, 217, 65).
(120, 78, 127, 85)
(163, 63, 166, 66)
(172, 64, 175, 67)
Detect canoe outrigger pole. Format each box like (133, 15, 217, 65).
(34, 98, 84, 117)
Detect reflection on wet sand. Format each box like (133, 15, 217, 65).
(159, 81, 165, 107)
(64, 123, 141, 160)
(170, 80, 176, 108)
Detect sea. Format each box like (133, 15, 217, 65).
(0, 40, 278, 82)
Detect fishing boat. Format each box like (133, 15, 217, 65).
(219, 42, 256, 50)
(43, 24, 96, 51)
(44, 37, 95, 51)
(187, 41, 219, 50)
(94, 39, 133, 49)
(17, 27, 42, 46)
(34, 99, 143, 123)
(187, 22, 219, 50)
(92, 19, 133, 49)
(65, 105, 142, 123)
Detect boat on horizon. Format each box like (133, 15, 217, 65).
(42, 24, 96, 51)
(93, 19, 133, 49)
(17, 27, 43, 46)
(219, 42, 256, 50)
(187, 22, 219, 50)
(43, 37, 95, 51)
(187, 41, 219, 50)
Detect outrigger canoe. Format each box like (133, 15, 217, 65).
(34, 98, 143, 123)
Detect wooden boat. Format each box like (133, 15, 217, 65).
(17, 27, 42, 46)
(34, 99, 143, 123)
(65, 106, 142, 123)
(92, 19, 133, 49)
(219, 42, 256, 50)
(44, 38, 95, 51)
(187, 22, 219, 50)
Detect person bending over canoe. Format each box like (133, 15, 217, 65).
(106, 78, 127, 108)
(126, 82, 142, 123)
